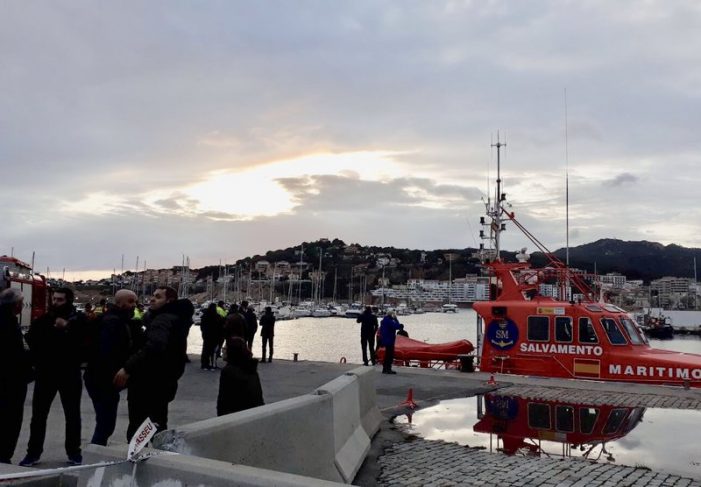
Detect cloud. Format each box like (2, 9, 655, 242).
(4, 2, 701, 274)
(604, 173, 639, 187)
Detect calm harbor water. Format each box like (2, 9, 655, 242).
(394, 395, 701, 479)
(186, 308, 701, 363)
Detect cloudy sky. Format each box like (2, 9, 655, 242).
(3, 1, 701, 279)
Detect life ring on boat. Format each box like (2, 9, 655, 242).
(339, 356, 347, 364)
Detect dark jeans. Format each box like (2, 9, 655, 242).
(126, 381, 177, 441)
(246, 335, 255, 352)
(201, 337, 217, 369)
(0, 382, 27, 463)
(27, 369, 82, 458)
(361, 335, 376, 365)
(262, 336, 274, 360)
(85, 382, 120, 446)
(382, 344, 395, 372)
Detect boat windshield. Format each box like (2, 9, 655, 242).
(619, 317, 646, 345)
(603, 304, 625, 313)
(600, 318, 628, 345)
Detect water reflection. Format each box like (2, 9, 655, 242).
(394, 393, 701, 478)
(474, 393, 644, 459)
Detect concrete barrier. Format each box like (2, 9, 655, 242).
(79, 445, 348, 487)
(347, 366, 383, 438)
(152, 394, 343, 482)
(315, 373, 370, 483)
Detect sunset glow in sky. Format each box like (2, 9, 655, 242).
(4, 1, 701, 277)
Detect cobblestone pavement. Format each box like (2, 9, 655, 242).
(495, 385, 701, 409)
(378, 439, 701, 487)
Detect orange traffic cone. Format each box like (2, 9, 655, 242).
(398, 388, 418, 409)
(486, 374, 497, 386)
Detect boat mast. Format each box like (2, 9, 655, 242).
(484, 133, 506, 261)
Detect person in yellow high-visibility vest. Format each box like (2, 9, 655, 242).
(216, 301, 227, 318)
(132, 303, 145, 321)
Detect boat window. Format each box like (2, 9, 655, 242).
(619, 317, 644, 345)
(623, 408, 645, 433)
(527, 316, 550, 341)
(603, 304, 624, 313)
(556, 406, 574, 432)
(555, 317, 573, 343)
(585, 304, 603, 312)
(578, 317, 599, 344)
(528, 403, 551, 430)
(603, 408, 628, 434)
(579, 407, 599, 434)
(600, 318, 628, 345)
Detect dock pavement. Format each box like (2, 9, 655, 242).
(5, 355, 701, 486)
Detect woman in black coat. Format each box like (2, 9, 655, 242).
(217, 337, 264, 415)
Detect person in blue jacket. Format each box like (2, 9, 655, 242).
(379, 312, 403, 374)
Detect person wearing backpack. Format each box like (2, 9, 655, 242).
(83, 289, 141, 446)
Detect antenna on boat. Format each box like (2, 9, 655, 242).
(488, 132, 506, 260)
(564, 88, 570, 268)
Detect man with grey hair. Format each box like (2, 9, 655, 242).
(0, 288, 33, 464)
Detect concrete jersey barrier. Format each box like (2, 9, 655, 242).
(152, 394, 343, 482)
(79, 445, 348, 487)
(315, 372, 370, 483)
(141, 366, 382, 484)
(347, 367, 383, 437)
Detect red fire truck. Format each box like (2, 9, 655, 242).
(0, 255, 48, 327)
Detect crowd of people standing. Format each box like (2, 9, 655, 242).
(0, 287, 266, 467)
(0, 288, 406, 467)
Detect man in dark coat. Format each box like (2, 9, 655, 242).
(200, 303, 223, 370)
(259, 306, 275, 363)
(241, 300, 258, 351)
(113, 286, 189, 440)
(0, 289, 33, 464)
(83, 289, 141, 446)
(356, 306, 379, 366)
(21, 287, 86, 466)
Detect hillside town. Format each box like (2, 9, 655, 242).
(10, 237, 697, 313)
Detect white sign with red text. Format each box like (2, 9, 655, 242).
(127, 418, 157, 461)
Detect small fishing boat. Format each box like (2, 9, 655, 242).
(639, 314, 675, 340)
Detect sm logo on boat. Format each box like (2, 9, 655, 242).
(487, 319, 519, 350)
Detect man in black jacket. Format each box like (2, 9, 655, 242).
(20, 287, 86, 467)
(241, 300, 258, 351)
(0, 289, 32, 464)
(357, 306, 379, 366)
(259, 306, 275, 363)
(114, 286, 189, 440)
(84, 289, 141, 446)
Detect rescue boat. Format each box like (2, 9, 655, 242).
(474, 138, 701, 387)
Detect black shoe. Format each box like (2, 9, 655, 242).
(268, 357, 272, 363)
(382, 370, 397, 375)
(19, 455, 40, 467)
(363, 362, 369, 366)
(67, 454, 82, 466)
